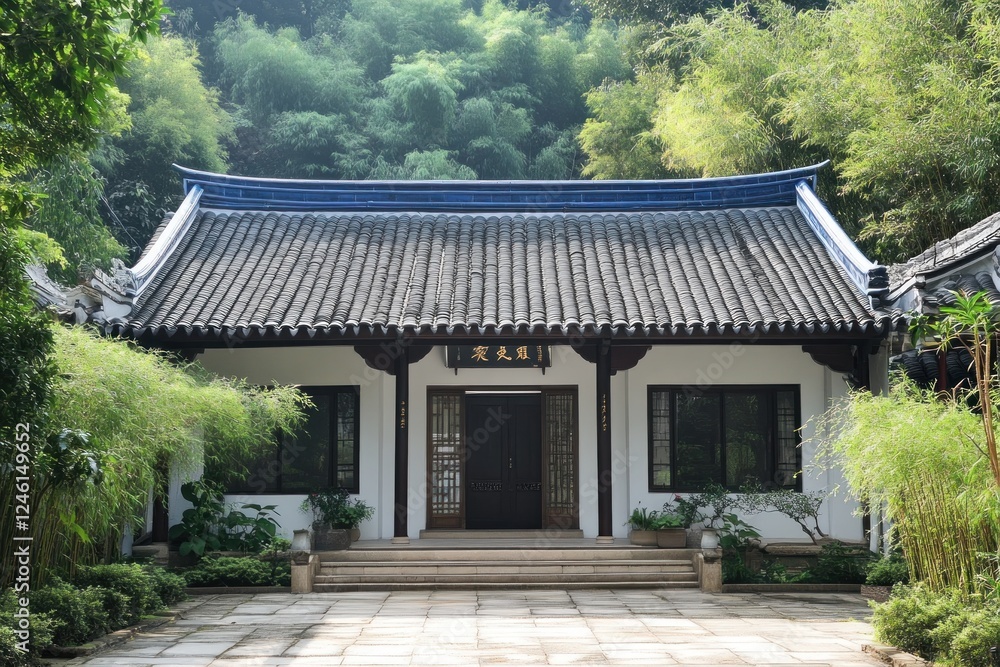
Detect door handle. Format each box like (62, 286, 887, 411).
(509, 457, 513, 469)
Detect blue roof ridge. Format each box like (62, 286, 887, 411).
(172, 163, 829, 213)
(795, 182, 888, 307)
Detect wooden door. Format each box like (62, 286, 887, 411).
(465, 394, 542, 529)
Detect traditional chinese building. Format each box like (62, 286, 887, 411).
(888, 210, 1000, 389)
(83, 164, 894, 550)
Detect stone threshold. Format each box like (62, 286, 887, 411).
(418, 529, 584, 539)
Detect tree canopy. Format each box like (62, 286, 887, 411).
(580, 0, 1000, 262)
(0, 0, 163, 449)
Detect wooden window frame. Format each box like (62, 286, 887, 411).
(221, 385, 361, 494)
(647, 384, 802, 493)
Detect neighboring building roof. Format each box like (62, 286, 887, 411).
(95, 165, 893, 342)
(888, 211, 1000, 302)
(892, 347, 974, 390)
(887, 209, 1000, 316)
(926, 272, 1000, 308)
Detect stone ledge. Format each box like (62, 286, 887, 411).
(722, 583, 862, 593)
(185, 585, 292, 595)
(864, 643, 929, 666)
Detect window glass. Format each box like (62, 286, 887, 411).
(724, 392, 768, 487)
(649, 386, 799, 492)
(282, 393, 331, 493)
(674, 393, 722, 489)
(211, 387, 359, 494)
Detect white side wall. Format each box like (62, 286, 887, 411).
(195, 342, 862, 542)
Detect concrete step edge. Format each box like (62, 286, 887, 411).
(319, 559, 694, 568)
(320, 550, 699, 562)
(315, 572, 698, 584)
(312, 581, 701, 592)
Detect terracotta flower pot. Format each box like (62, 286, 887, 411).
(629, 529, 658, 546)
(656, 528, 687, 548)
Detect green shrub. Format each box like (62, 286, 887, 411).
(866, 555, 910, 587)
(928, 603, 979, 659)
(89, 587, 132, 632)
(74, 563, 163, 624)
(871, 585, 966, 660)
(183, 556, 290, 587)
(949, 607, 1000, 667)
(0, 626, 32, 666)
(0, 589, 55, 660)
(144, 566, 187, 606)
(31, 579, 110, 646)
(801, 541, 872, 584)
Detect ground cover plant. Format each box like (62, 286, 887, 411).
(0, 563, 187, 664)
(180, 556, 292, 588)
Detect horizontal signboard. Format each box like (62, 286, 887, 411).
(446, 345, 551, 369)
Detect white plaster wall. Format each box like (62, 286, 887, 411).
(197, 346, 385, 540)
(195, 342, 863, 542)
(625, 344, 863, 542)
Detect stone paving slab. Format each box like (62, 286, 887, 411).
(63, 590, 882, 666)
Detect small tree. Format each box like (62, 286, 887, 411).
(912, 290, 1000, 488)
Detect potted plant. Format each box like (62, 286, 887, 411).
(651, 511, 687, 548)
(690, 484, 739, 550)
(626, 505, 659, 546)
(664, 495, 706, 548)
(300, 488, 375, 550)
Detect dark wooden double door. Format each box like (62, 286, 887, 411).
(465, 394, 542, 529)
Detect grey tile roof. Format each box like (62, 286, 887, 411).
(889, 211, 1000, 287)
(927, 272, 1000, 307)
(892, 347, 974, 390)
(117, 206, 890, 339)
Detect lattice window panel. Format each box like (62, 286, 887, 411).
(544, 391, 577, 529)
(650, 390, 672, 489)
(774, 390, 800, 488)
(429, 393, 463, 522)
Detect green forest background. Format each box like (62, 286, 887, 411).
(23, 0, 1000, 284)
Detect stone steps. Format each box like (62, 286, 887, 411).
(316, 547, 700, 562)
(313, 547, 700, 592)
(312, 580, 700, 592)
(320, 560, 694, 575)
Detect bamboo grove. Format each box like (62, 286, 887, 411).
(0, 326, 308, 588)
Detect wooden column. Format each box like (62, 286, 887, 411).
(392, 345, 410, 544)
(596, 340, 614, 544)
(935, 346, 949, 394)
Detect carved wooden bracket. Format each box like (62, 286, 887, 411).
(802, 344, 855, 374)
(354, 343, 434, 374)
(572, 345, 652, 374)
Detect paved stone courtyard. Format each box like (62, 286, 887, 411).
(64, 590, 882, 666)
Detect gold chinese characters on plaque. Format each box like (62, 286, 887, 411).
(446, 345, 551, 369)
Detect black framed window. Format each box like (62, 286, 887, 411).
(648, 386, 800, 492)
(218, 386, 360, 494)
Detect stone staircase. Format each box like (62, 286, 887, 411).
(313, 544, 700, 592)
